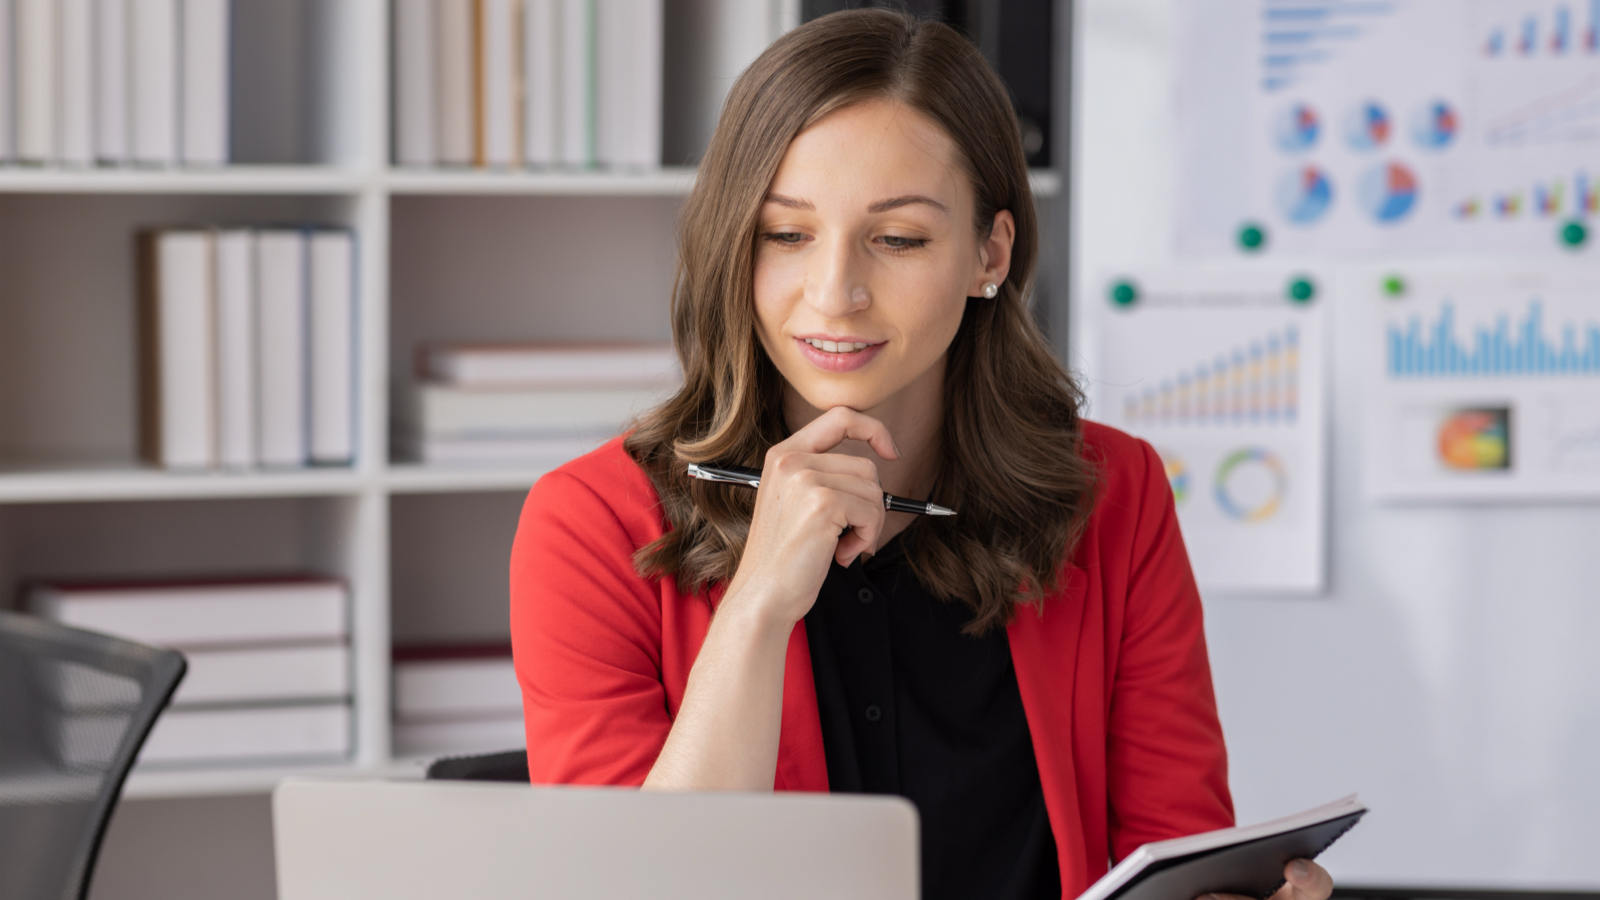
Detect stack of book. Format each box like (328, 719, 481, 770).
(28, 576, 352, 767)
(0, 0, 230, 167)
(404, 342, 679, 465)
(392, 644, 523, 757)
(139, 227, 358, 470)
(392, 0, 662, 170)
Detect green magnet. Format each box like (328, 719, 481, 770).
(1561, 220, 1588, 248)
(1237, 223, 1267, 252)
(1287, 276, 1316, 303)
(1382, 274, 1406, 298)
(1109, 279, 1139, 307)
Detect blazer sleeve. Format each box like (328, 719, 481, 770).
(1105, 439, 1235, 859)
(509, 469, 671, 786)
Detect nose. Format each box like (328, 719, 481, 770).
(806, 232, 870, 318)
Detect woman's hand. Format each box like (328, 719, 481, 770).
(1204, 859, 1333, 900)
(720, 406, 899, 627)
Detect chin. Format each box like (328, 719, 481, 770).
(788, 378, 893, 415)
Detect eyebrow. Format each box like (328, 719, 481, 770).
(762, 193, 950, 214)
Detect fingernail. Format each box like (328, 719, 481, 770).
(1291, 861, 1309, 880)
(892, 440, 902, 456)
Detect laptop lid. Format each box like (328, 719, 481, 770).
(273, 778, 919, 900)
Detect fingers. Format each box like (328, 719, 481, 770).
(785, 406, 899, 461)
(1284, 859, 1333, 900)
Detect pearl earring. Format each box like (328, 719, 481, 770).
(982, 282, 999, 299)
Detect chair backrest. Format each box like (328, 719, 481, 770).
(425, 749, 529, 783)
(0, 610, 186, 900)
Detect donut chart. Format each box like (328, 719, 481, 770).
(1359, 161, 1419, 223)
(1214, 448, 1288, 522)
(1277, 165, 1334, 224)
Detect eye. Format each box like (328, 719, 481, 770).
(879, 235, 929, 252)
(761, 231, 808, 246)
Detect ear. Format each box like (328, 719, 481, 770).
(969, 210, 1016, 297)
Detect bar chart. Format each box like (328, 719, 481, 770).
(1386, 301, 1600, 376)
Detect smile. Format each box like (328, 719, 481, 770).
(803, 338, 875, 354)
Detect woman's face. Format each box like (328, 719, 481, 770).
(753, 99, 1012, 422)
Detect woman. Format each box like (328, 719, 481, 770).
(510, 9, 1335, 900)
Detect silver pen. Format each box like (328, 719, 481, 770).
(686, 463, 957, 516)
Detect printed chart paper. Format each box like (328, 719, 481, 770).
(1178, 0, 1600, 256)
(1362, 268, 1600, 500)
(1086, 270, 1328, 593)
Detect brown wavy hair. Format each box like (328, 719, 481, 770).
(624, 9, 1096, 634)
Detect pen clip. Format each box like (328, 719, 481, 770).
(685, 464, 762, 488)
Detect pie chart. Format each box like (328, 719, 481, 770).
(1411, 100, 1459, 149)
(1277, 165, 1334, 224)
(1359, 161, 1418, 223)
(1345, 101, 1391, 151)
(1274, 102, 1320, 152)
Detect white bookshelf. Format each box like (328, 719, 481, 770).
(0, 0, 1065, 802)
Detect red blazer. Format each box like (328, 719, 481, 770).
(509, 421, 1233, 898)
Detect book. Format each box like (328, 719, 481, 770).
(405, 432, 605, 465)
(51, 642, 351, 709)
(95, 0, 130, 162)
(408, 382, 675, 438)
(393, 716, 525, 757)
(435, 0, 474, 166)
(476, 0, 520, 167)
(132, 0, 178, 165)
(418, 342, 678, 387)
(256, 229, 308, 468)
(15, 0, 56, 163)
(0, 0, 11, 160)
(214, 230, 258, 469)
(522, 0, 558, 166)
(27, 577, 349, 648)
(59, 0, 96, 165)
(134, 702, 352, 765)
(393, 0, 438, 166)
(393, 646, 520, 719)
(1078, 796, 1366, 900)
(308, 230, 357, 465)
(179, 0, 230, 165)
(557, 0, 592, 167)
(595, 0, 659, 169)
(138, 230, 217, 469)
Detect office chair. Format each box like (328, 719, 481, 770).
(0, 610, 186, 900)
(424, 748, 529, 783)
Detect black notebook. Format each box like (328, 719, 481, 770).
(1078, 795, 1367, 900)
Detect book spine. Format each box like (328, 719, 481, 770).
(132, 703, 352, 765)
(214, 230, 257, 469)
(479, 0, 518, 167)
(0, 0, 11, 160)
(631, 0, 661, 169)
(593, 0, 621, 168)
(32, 582, 350, 647)
(179, 0, 228, 165)
(95, 0, 129, 162)
(132, 0, 177, 165)
(58, 0, 94, 165)
(557, 0, 590, 166)
(145, 231, 218, 469)
(521, 0, 556, 166)
(394, 657, 520, 718)
(393, 0, 437, 166)
(255, 230, 308, 468)
(435, 0, 474, 165)
(172, 643, 352, 707)
(308, 230, 356, 466)
(14, 0, 56, 163)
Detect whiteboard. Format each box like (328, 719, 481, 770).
(1071, 0, 1600, 888)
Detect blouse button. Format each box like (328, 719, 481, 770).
(864, 704, 883, 722)
(857, 587, 874, 604)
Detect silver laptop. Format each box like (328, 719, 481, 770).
(273, 778, 918, 900)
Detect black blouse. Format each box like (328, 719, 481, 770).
(803, 527, 1060, 900)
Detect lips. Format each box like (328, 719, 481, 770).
(793, 336, 886, 372)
